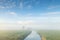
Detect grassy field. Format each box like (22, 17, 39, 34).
(37, 30, 60, 40)
(0, 30, 31, 40)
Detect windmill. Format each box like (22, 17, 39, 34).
(22, 26, 25, 30)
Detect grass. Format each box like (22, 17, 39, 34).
(0, 30, 31, 40)
(1, 30, 60, 40)
(37, 30, 60, 40)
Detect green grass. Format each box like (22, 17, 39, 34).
(37, 30, 60, 40)
(0, 30, 31, 40)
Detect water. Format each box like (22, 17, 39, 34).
(24, 31, 41, 40)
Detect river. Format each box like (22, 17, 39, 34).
(24, 31, 41, 40)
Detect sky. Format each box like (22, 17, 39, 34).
(0, 0, 60, 30)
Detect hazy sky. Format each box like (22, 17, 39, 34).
(0, 0, 60, 30)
